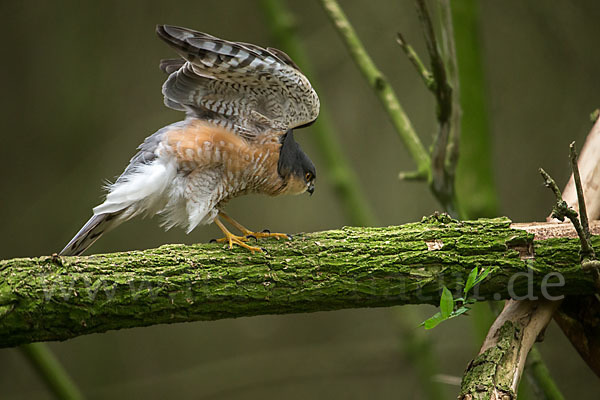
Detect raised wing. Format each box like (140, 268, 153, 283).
(156, 25, 320, 139)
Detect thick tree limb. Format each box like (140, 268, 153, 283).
(459, 300, 561, 400)
(1, 216, 599, 348)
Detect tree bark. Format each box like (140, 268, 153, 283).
(549, 116, 600, 378)
(1, 216, 598, 348)
(458, 300, 561, 400)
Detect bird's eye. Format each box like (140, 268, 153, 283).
(305, 172, 312, 182)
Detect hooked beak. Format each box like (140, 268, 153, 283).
(307, 182, 315, 196)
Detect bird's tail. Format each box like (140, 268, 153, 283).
(59, 212, 123, 256)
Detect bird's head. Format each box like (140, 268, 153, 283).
(278, 130, 316, 195)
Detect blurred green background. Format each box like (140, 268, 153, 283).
(1, 0, 599, 398)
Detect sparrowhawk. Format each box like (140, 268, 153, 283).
(60, 25, 319, 255)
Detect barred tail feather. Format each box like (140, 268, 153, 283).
(59, 213, 123, 256)
(60, 157, 178, 256)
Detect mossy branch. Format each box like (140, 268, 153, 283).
(1, 217, 599, 348)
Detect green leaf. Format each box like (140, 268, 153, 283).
(476, 268, 491, 284)
(440, 286, 454, 318)
(451, 306, 470, 318)
(464, 267, 479, 296)
(422, 312, 445, 329)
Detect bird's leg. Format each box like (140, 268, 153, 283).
(218, 211, 292, 241)
(213, 217, 262, 253)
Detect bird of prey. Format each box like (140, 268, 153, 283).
(60, 25, 319, 255)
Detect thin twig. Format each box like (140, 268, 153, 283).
(566, 143, 600, 281)
(398, 169, 428, 181)
(569, 142, 590, 241)
(395, 32, 435, 90)
(319, 0, 431, 178)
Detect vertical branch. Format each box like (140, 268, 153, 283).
(260, 0, 376, 226)
(20, 343, 84, 400)
(413, 0, 458, 215)
(569, 142, 591, 242)
(436, 0, 461, 176)
(450, 0, 499, 219)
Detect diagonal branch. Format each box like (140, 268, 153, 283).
(396, 32, 434, 90)
(459, 300, 561, 400)
(319, 0, 431, 179)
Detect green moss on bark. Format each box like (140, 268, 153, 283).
(459, 321, 519, 399)
(0, 217, 597, 347)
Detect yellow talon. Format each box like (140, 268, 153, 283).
(214, 218, 263, 252)
(212, 212, 291, 253)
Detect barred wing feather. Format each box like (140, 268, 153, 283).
(156, 25, 319, 139)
